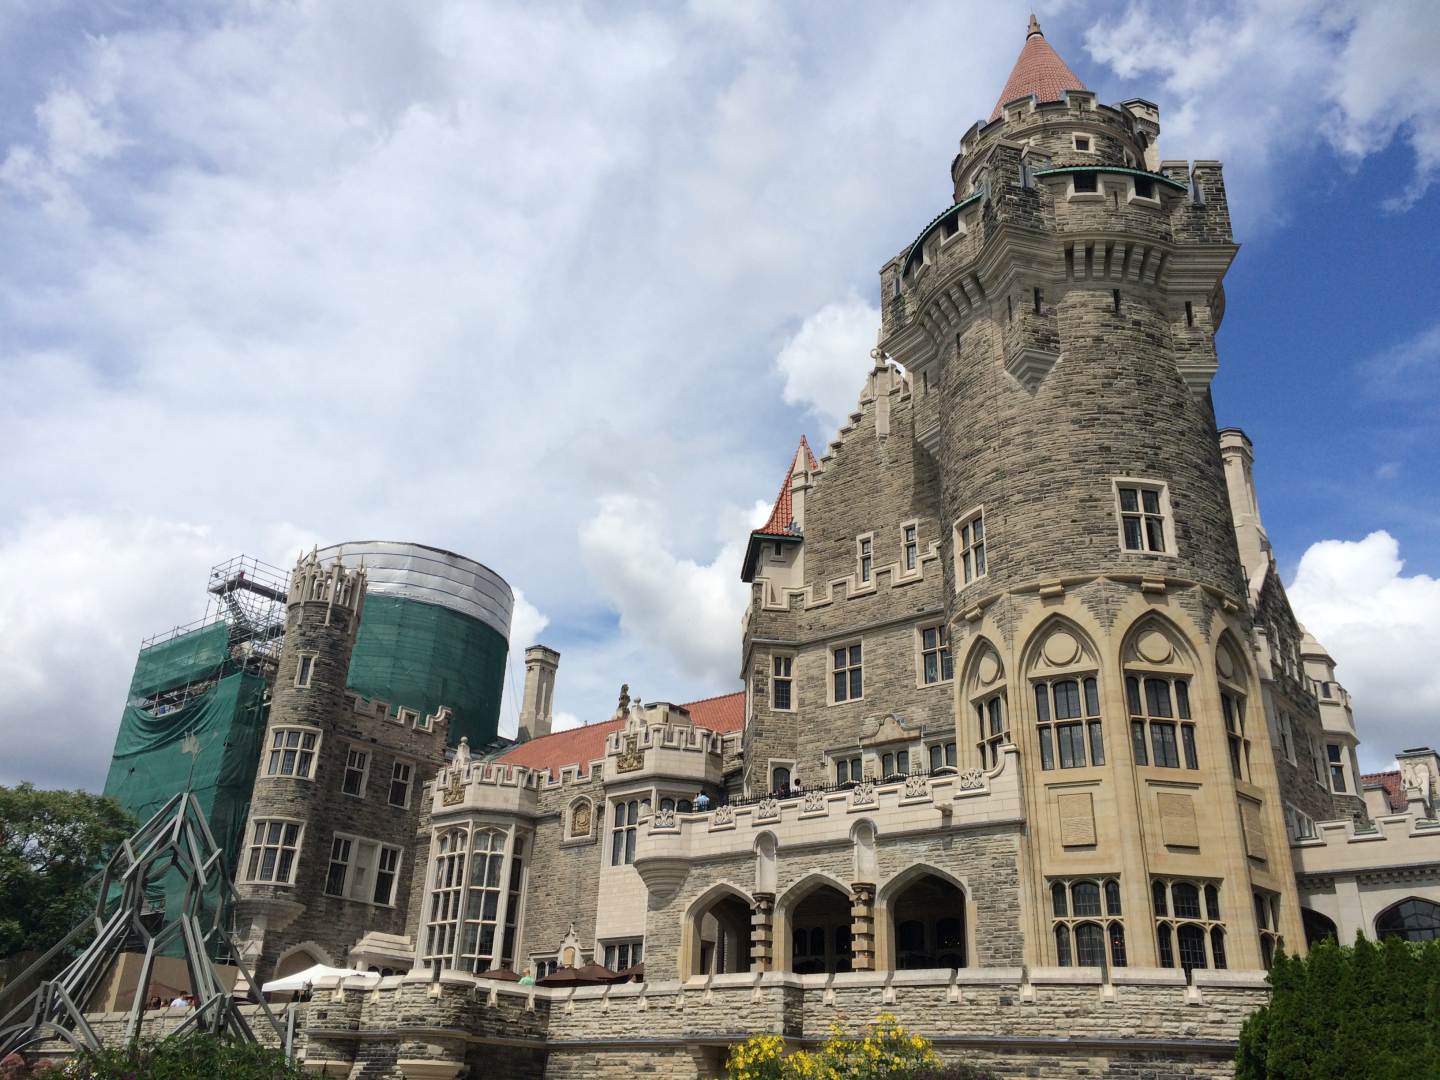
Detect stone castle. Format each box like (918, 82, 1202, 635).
(212, 18, 1440, 1078)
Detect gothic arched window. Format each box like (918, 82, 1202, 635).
(1376, 898, 1440, 942)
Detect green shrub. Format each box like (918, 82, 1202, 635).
(724, 1016, 999, 1080)
(1235, 935, 1440, 1079)
(0, 1035, 305, 1080)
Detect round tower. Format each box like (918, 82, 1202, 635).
(234, 551, 366, 965)
(879, 19, 1298, 973)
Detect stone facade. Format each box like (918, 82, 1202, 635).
(196, 18, 1440, 1079)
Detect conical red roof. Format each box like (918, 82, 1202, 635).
(754, 435, 818, 538)
(990, 15, 1086, 121)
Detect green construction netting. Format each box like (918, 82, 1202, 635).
(127, 621, 232, 701)
(104, 671, 268, 900)
(345, 594, 506, 747)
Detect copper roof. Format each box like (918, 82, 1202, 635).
(990, 15, 1086, 121)
(496, 691, 744, 778)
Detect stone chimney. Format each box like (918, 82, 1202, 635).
(517, 645, 560, 743)
(1219, 428, 1270, 595)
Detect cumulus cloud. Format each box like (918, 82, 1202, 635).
(1082, 0, 1440, 226)
(776, 297, 880, 433)
(1288, 531, 1440, 768)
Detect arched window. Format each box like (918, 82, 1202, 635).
(1152, 877, 1226, 973)
(771, 766, 791, 794)
(1302, 907, 1337, 948)
(1216, 636, 1251, 781)
(1376, 898, 1440, 942)
(967, 641, 1008, 768)
(1051, 878, 1125, 967)
(1124, 621, 1198, 770)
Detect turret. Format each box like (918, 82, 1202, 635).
(517, 645, 560, 743)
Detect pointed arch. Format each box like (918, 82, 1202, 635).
(850, 818, 878, 884)
(874, 863, 970, 972)
(1376, 897, 1440, 942)
(274, 940, 334, 981)
(682, 881, 754, 978)
(754, 831, 778, 895)
(1214, 629, 1255, 782)
(962, 635, 1010, 770)
(776, 871, 854, 975)
(1120, 612, 1203, 773)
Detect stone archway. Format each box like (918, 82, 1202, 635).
(880, 870, 967, 971)
(780, 879, 853, 975)
(684, 885, 753, 978)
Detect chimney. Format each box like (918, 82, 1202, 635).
(517, 646, 560, 743)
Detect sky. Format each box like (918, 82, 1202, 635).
(1, 0, 1438, 791)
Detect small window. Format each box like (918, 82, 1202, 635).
(1133, 176, 1155, 199)
(902, 524, 918, 571)
(1327, 744, 1346, 792)
(603, 940, 643, 971)
(834, 755, 863, 785)
(832, 643, 863, 703)
(772, 766, 792, 793)
(955, 510, 987, 587)
(976, 693, 1008, 768)
(1073, 135, 1091, 152)
(1221, 692, 1248, 781)
(1033, 287, 1042, 314)
(388, 760, 413, 808)
(342, 747, 369, 798)
(771, 655, 794, 712)
(1115, 482, 1171, 554)
(857, 536, 873, 584)
(1184, 301, 1195, 327)
(1112, 288, 1121, 313)
(920, 625, 954, 686)
(928, 741, 957, 772)
(295, 655, 315, 689)
(1072, 172, 1097, 193)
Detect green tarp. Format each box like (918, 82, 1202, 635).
(104, 670, 268, 885)
(127, 621, 232, 701)
(345, 594, 506, 747)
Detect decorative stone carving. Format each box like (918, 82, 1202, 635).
(1136, 628, 1173, 665)
(904, 774, 929, 799)
(756, 797, 779, 821)
(957, 768, 986, 791)
(652, 807, 676, 829)
(616, 734, 644, 772)
(441, 767, 465, 806)
(851, 782, 876, 807)
(802, 790, 826, 814)
(711, 804, 735, 826)
(1042, 629, 1080, 667)
(570, 800, 592, 837)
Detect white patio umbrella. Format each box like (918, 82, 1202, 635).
(261, 963, 368, 994)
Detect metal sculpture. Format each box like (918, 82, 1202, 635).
(0, 791, 285, 1061)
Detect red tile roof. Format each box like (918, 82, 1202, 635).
(991, 15, 1086, 121)
(753, 436, 818, 539)
(1362, 770, 1407, 812)
(496, 691, 744, 778)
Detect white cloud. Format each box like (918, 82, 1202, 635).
(1082, 0, 1440, 226)
(776, 297, 880, 433)
(1288, 531, 1440, 769)
(0, 513, 227, 790)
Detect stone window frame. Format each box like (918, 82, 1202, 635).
(925, 739, 958, 773)
(1072, 133, 1092, 153)
(1127, 173, 1161, 207)
(1219, 686, 1250, 783)
(387, 758, 414, 809)
(770, 652, 796, 712)
(1050, 876, 1127, 968)
(1276, 711, 1297, 764)
(242, 817, 304, 887)
(870, 745, 912, 781)
(900, 519, 920, 575)
(1112, 478, 1176, 556)
(769, 760, 797, 794)
(1284, 802, 1316, 841)
(1254, 889, 1284, 968)
(1033, 674, 1105, 772)
(915, 623, 954, 688)
(1152, 877, 1227, 973)
(601, 938, 644, 972)
(423, 826, 470, 967)
(609, 796, 641, 866)
(341, 745, 371, 799)
(855, 532, 876, 589)
(974, 691, 1008, 770)
(265, 725, 321, 780)
(1326, 743, 1349, 793)
(1125, 672, 1199, 771)
(1304, 732, 1326, 789)
(323, 830, 404, 908)
(829, 750, 864, 785)
(953, 507, 987, 589)
(828, 639, 864, 705)
(294, 654, 317, 689)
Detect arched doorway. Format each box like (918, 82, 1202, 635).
(687, 888, 752, 977)
(273, 945, 324, 981)
(1376, 897, 1440, 942)
(1301, 907, 1337, 948)
(784, 881, 853, 974)
(888, 873, 966, 970)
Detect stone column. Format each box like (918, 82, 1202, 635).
(850, 882, 876, 972)
(750, 892, 775, 973)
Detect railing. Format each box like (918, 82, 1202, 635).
(723, 766, 960, 810)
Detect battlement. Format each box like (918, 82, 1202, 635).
(1292, 810, 1440, 879)
(340, 689, 451, 738)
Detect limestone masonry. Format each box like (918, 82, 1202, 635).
(109, 17, 1440, 1080)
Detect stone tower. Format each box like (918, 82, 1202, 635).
(517, 645, 560, 743)
(876, 18, 1301, 969)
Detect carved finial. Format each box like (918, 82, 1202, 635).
(617, 684, 631, 711)
(1028, 13, 1042, 38)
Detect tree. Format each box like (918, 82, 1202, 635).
(1236, 935, 1440, 1079)
(0, 784, 134, 959)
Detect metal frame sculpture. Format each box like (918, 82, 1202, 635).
(0, 791, 286, 1061)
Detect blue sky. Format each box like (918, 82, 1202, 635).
(1, 1, 1437, 790)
